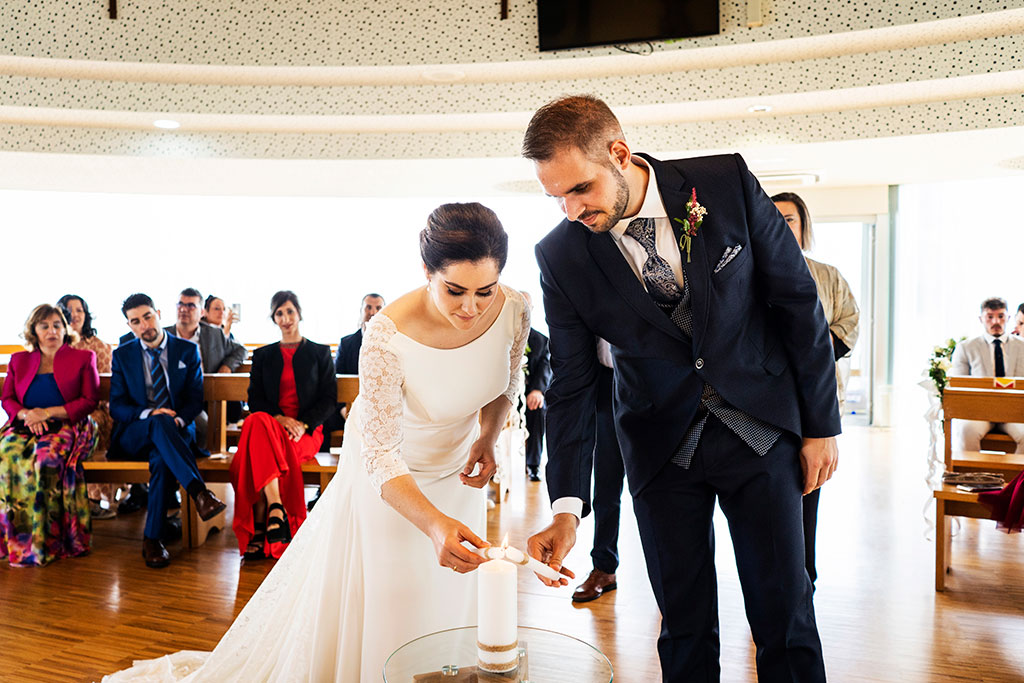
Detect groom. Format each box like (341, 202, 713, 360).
(525, 95, 840, 682)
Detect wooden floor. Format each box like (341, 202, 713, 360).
(2, 424, 1023, 682)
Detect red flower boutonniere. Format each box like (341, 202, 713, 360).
(673, 188, 707, 263)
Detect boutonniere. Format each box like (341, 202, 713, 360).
(672, 188, 707, 263)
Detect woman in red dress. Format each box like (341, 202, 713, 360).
(229, 291, 336, 560)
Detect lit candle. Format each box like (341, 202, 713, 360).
(477, 536, 518, 673)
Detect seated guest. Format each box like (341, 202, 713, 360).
(324, 292, 384, 433)
(335, 292, 385, 376)
(1014, 302, 1024, 336)
(230, 291, 335, 560)
(164, 288, 248, 441)
(0, 304, 99, 566)
(108, 293, 227, 569)
(57, 293, 116, 520)
(202, 294, 245, 423)
(203, 294, 238, 341)
(951, 296, 1024, 453)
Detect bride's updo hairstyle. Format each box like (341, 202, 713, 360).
(420, 203, 509, 274)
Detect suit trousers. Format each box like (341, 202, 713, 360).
(525, 404, 546, 470)
(591, 366, 626, 574)
(631, 415, 824, 683)
(113, 414, 203, 540)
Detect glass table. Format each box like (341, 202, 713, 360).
(384, 626, 613, 682)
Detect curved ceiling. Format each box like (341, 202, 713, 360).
(0, 0, 1022, 191)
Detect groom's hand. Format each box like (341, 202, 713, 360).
(800, 436, 838, 495)
(527, 513, 578, 587)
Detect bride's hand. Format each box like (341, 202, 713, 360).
(428, 515, 489, 573)
(459, 439, 496, 488)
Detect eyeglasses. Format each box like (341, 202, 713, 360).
(177, 302, 198, 310)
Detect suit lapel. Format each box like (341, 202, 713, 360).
(642, 154, 711, 351)
(15, 351, 41, 402)
(124, 342, 148, 407)
(166, 338, 180, 410)
(586, 229, 685, 341)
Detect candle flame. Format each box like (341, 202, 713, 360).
(501, 532, 510, 550)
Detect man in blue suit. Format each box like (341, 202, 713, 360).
(524, 96, 840, 682)
(109, 293, 226, 568)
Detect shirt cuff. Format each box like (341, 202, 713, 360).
(551, 497, 583, 520)
(175, 417, 185, 429)
(140, 408, 152, 419)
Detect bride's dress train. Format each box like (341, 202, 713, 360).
(102, 287, 529, 682)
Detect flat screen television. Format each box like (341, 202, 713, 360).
(538, 0, 720, 51)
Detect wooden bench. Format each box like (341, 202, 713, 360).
(0, 372, 358, 549)
(946, 376, 1024, 453)
(935, 384, 1024, 590)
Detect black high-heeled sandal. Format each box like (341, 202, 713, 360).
(243, 521, 266, 560)
(265, 502, 292, 544)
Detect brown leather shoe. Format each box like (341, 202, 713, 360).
(572, 568, 617, 603)
(142, 537, 170, 568)
(194, 489, 227, 522)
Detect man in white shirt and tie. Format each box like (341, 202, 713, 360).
(951, 296, 1024, 453)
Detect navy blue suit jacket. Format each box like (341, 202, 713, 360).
(109, 334, 205, 451)
(535, 153, 840, 516)
(335, 329, 362, 375)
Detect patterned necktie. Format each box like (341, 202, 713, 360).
(624, 217, 682, 311)
(994, 338, 1006, 377)
(147, 347, 170, 409)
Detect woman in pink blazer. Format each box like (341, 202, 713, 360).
(1, 304, 100, 566)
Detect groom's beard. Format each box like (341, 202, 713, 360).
(580, 168, 630, 233)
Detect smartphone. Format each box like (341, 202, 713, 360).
(231, 303, 242, 323)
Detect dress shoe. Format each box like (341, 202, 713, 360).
(194, 489, 227, 522)
(572, 568, 617, 603)
(142, 537, 170, 569)
(162, 515, 182, 543)
(526, 466, 542, 482)
(117, 484, 148, 514)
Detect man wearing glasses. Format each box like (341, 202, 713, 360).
(164, 288, 247, 443)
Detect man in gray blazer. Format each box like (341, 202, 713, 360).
(165, 287, 248, 443)
(951, 296, 1024, 453)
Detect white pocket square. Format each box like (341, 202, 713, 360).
(178, 360, 187, 369)
(714, 244, 743, 273)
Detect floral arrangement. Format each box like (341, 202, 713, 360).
(925, 337, 963, 398)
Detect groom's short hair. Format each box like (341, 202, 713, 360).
(522, 94, 624, 163)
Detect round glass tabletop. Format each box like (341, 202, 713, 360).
(384, 626, 613, 682)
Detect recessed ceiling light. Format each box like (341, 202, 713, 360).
(153, 119, 180, 130)
(747, 104, 772, 113)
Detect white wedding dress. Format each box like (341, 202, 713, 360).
(102, 286, 529, 683)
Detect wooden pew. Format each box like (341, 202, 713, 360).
(0, 372, 359, 549)
(935, 384, 1024, 590)
(947, 376, 1024, 452)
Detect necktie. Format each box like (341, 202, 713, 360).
(994, 339, 1006, 377)
(147, 347, 170, 409)
(624, 217, 682, 311)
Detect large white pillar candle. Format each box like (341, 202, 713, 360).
(477, 557, 518, 673)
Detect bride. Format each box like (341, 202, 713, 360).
(104, 202, 563, 682)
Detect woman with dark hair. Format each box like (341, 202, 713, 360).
(202, 295, 237, 340)
(105, 203, 537, 682)
(772, 192, 860, 589)
(228, 291, 335, 560)
(0, 304, 99, 566)
(57, 294, 116, 519)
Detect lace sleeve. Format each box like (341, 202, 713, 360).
(502, 287, 531, 405)
(357, 315, 411, 495)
